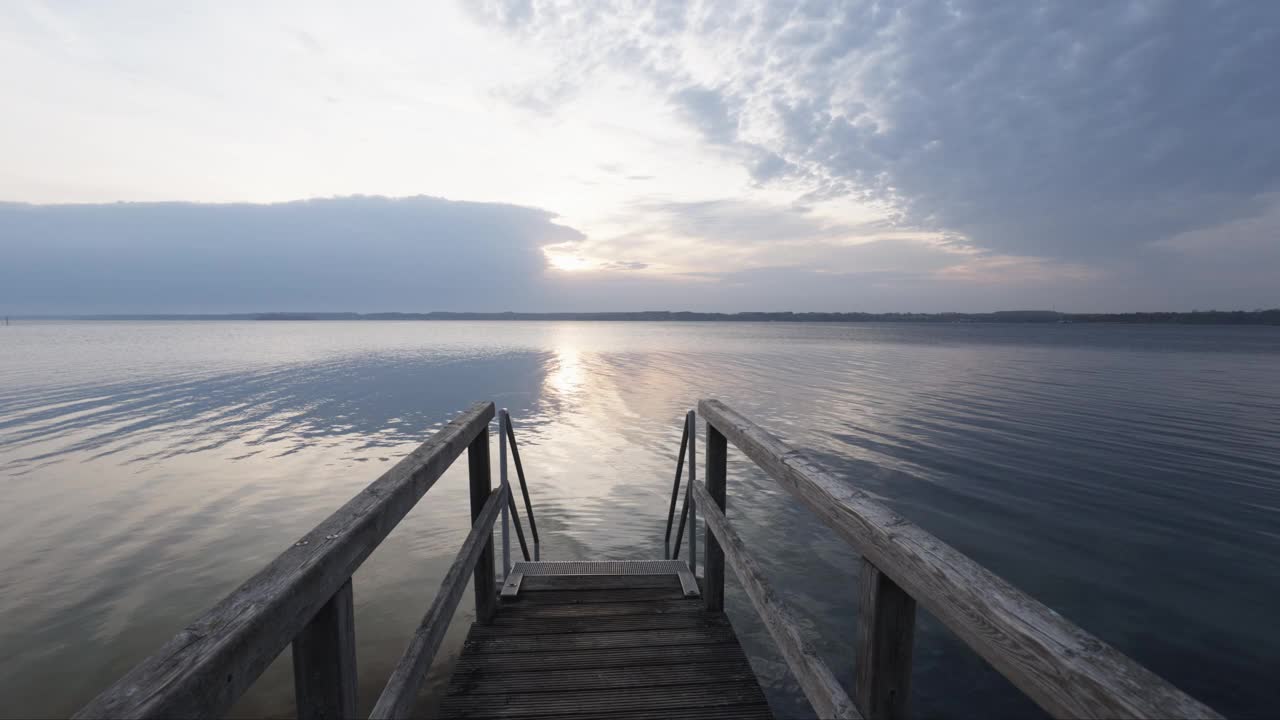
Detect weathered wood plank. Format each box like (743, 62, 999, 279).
(462, 626, 738, 654)
(74, 402, 495, 720)
(514, 587, 689, 605)
(472, 706, 773, 720)
(517, 574, 682, 591)
(855, 558, 916, 720)
(703, 422, 728, 612)
(498, 599, 705, 618)
(699, 398, 1221, 720)
(446, 568, 773, 718)
(442, 700, 773, 720)
(291, 579, 356, 720)
(451, 642, 752, 673)
(694, 480, 860, 719)
(511, 560, 696, 576)
(438, 681, 769, 718)
(471, 612, 728, 636)
(468, 425, 498, 625)
(448, 661, 759, 695)
(369, 485, 509, 720)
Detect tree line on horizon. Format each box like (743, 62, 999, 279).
(44, 309, 1280, 324)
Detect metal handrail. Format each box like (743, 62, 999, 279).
(499, 409, 539, 566)
(500, 411, 511, 577)
(664, 410, 691, 558)
(669, 411, 697, 572)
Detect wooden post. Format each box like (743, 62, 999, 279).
(370, 487, 509, 719)
(855, 558, 916, 720)
(694, 481, 858, 719)
(703, 422, 728, 612)
(469, 425, 497, 624)
(76, 403, 494, 720)
(292, 579, 356, 720)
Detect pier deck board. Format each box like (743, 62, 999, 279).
(440, 572, 773, 719)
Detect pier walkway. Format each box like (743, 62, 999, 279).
(75, 401, 1220, 720)
(440, 560, 770, 719)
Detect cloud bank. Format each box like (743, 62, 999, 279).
(472, 0, 1280, 307)
(0, 196, 580, 313)
(1, 1, 1277, 311)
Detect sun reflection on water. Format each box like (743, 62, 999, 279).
(548, 345, 583, 397)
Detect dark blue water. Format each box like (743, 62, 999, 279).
(1, 321, 1277, 718)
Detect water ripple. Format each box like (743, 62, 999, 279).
(1, 321, 1278, 718)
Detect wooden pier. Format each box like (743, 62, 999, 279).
(76, 400, 1221, 719)
(440, 560, 769, 719)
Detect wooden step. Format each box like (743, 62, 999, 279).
(442, 569, 771, 719)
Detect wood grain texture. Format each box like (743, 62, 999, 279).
(451, 643, 751, 673)
(74, 402, 494, 720)
(703, 423, 728, 612)
(694, 480, 861, 720)
(291, 579, 356, 720)
(369, 486, 508, 720)
(518, 574, 682, 591)
(448, 661, 759, 695)
(462, 626, 739, 653)
(469, 612, 728, 637)
(444, 569, 771, 720)
(440, 681, 769, 718)
(855, 558, 916, 720)
(497, 599, 706, 618)
(699, 398, 1222, 720)
(444, 705, 773, 720)
(514, 586, 689, 605)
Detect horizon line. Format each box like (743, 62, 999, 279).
(7, 309, 1279, 320)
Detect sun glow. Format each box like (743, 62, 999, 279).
(545, 249, 596, 272)
(548, 345, 583, 396)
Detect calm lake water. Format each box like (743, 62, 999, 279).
(2, 321, 1278, 718)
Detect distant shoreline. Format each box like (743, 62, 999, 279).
(11, 310, 1280, 325)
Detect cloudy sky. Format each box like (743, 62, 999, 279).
(2, 0, 1278, 313)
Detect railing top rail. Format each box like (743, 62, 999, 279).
(370, 483, 509, 719)
(692, 480, 860, 719)
(76, 401, 495, 720)
(697, 399, 1219, 720)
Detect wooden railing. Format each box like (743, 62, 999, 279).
(76, 401, 518, 720)
(692, 399, 1221, 720)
